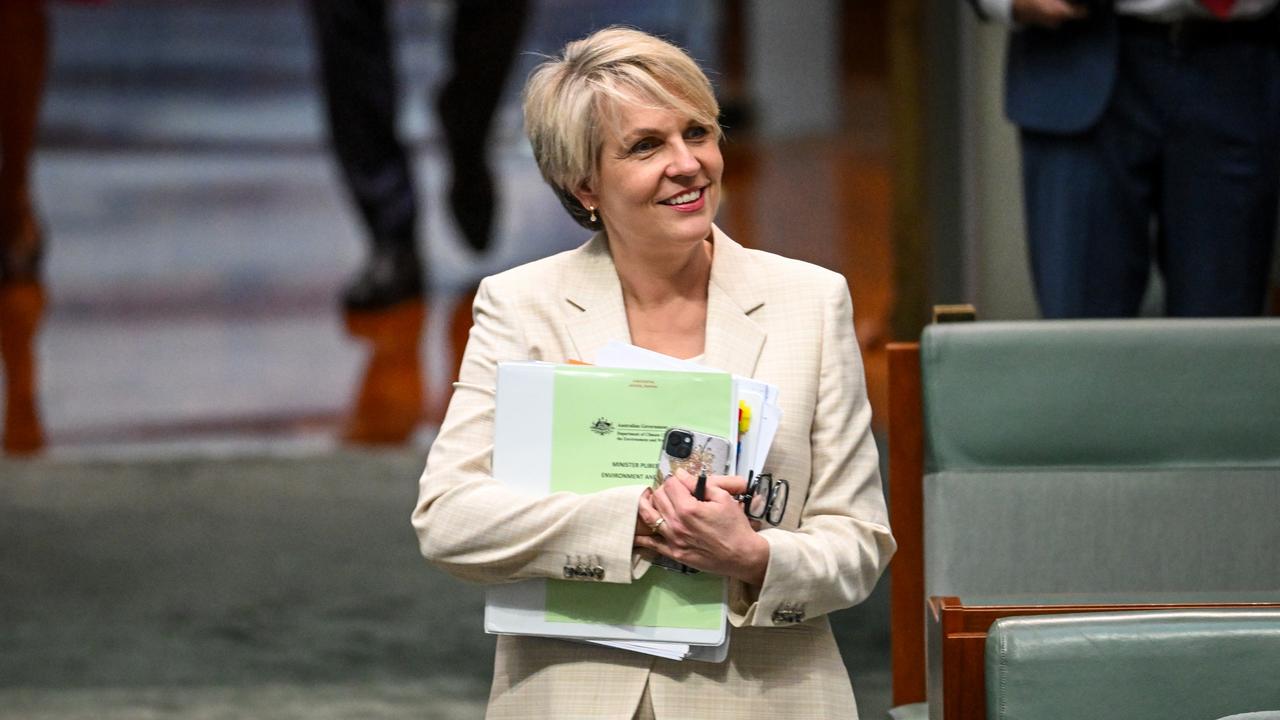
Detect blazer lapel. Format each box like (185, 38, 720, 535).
(703, 227, 767, 379)
(563, 234, 631, 363)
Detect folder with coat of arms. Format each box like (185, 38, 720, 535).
(483, 345, 780, 661)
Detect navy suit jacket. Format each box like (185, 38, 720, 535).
(970, 1, 1120, 133)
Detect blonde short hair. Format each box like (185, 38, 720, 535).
(522, 27, 721, 231)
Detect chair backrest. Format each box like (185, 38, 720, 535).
(888, 319, 1280, 707)
(922, 319, 1280, 600)
(986, 609, 1280, 720)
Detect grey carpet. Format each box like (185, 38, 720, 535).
(0, 452, 890, 719)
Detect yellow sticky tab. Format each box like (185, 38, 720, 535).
(738, 400, 751, 434)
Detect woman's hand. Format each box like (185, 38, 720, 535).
(1012, 0, 1088, 28)
(634, 469, 769, 586)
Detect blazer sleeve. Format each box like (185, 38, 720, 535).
(729, 276, 896, 627)
(411, 276, 648, 585)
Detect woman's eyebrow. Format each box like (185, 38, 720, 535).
(619, 127, 664, 143)
(619, 120, 701, 145)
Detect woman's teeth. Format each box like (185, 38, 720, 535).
(661, 189, 701, 205)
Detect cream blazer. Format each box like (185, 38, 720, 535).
(412, 227, 895, 719)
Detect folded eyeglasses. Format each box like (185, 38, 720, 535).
(733, 471, 789, 526)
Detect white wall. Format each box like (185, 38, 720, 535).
(958, 12, 1039, 320)
(746, 0, 840, 138)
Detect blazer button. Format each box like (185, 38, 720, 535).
(771, 602, 806, 624)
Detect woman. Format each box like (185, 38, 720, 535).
(413, 27, 895, 719)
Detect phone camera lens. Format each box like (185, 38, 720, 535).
(665, 430, 694, 459)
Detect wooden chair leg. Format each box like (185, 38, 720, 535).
(1, 281, 46, 455)
(342, 299, 426, 445)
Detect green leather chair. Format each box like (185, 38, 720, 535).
(922, 319, 1280, 599)
(986, 609, 1280, 720)
(889, 319, 1280, 720)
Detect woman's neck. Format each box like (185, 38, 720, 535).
(607, 232, 714, 359)
(609, 233, 714, 310)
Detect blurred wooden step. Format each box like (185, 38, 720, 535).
(342, 299, 426, 445)
(1, 282, 46, 455)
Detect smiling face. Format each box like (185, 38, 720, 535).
(574, 99, 723, 255)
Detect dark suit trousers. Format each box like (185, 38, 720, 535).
(308, 0, 528, 253)
(1019, 23, 1280, 318)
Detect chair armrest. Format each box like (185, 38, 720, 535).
(986, 609, 1280, 720)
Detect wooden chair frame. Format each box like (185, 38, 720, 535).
(887, 341, 925, 706)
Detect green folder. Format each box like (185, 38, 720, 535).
(487, 362, 734, 639)
(544, 365, 732, 630)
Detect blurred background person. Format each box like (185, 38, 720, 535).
(309, 0, 530, 311)
(966, 0, 1280, 318)
(308, 0, 530, 444)
(0, 0, 51, 454)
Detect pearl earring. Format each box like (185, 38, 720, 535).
(588, 206, 597, 223)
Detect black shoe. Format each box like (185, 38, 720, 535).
(341, 245, 424, 313)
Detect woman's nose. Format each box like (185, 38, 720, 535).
(666, 141, 700, 177)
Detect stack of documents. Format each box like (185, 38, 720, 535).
(484, 343, 781, 662)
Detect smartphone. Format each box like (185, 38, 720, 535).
(652, 428, 731, 574)
(654, 428, 732, 491)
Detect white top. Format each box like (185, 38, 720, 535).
(976, 0, 1278, 24)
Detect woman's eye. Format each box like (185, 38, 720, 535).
(629, 138, 658, 154)
(685, 125, 709, 140)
